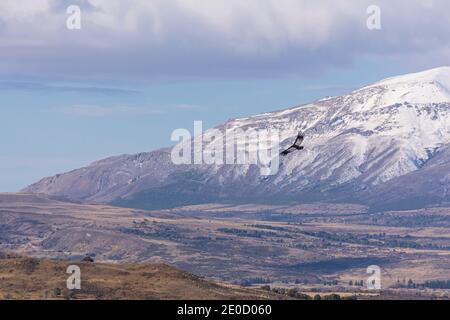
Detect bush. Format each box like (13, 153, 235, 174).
(53, 287, 62, 297)
(323, 294, 341, 300)
(82, 256, 94, 263)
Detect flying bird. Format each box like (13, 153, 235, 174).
(280, 132, 305, 156)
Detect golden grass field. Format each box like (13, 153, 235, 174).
(0, 252, 281, 300)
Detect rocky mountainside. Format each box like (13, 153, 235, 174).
(24, 67, 450, 210)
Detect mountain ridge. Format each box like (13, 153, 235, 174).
(24, 67, 450, 210)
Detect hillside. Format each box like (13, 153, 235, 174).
(0, 252, 277, 300)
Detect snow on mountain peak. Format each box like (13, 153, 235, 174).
(358, 66, 450, 106)
(370, 66, 450, 87)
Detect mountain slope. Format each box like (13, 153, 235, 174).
(24, 67, 450, 210)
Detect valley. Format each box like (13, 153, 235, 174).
(2, 193, 450, 299)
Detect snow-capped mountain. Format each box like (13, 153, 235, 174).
(24, 67, 450, 210)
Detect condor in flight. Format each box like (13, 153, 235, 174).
(280, 132, 305, 156)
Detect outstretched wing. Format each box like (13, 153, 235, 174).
(280, 131, 305, 156)
(294, 132, 304, 146)
(280, 146, 296, 156)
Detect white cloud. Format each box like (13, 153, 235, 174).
(50, 105, 162, 117)
(172, 103, 202, 110)
(0, 154, 80, 169)
(0, 0, 52, 20)
(1, 0, 450, 80)
(48, 103, 201, 117)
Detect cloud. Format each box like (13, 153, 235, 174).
(0, 154, 81, 169)
(47, 103, 201, 117)
(0, 81, 138, 95)
(48, 105, 163, 117)
(1, 0, 450, 81)
(172, 103, 203, 110)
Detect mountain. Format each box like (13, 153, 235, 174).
(24, 67, 450, 210)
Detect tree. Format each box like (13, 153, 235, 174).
(324, 294, 341, 300)
(287, 288, 298, 297)
(82, 255, 94, 263)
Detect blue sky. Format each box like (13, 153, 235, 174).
(1, 0, 450, 191)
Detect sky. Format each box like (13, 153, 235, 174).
(1, 0, 450, 191)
